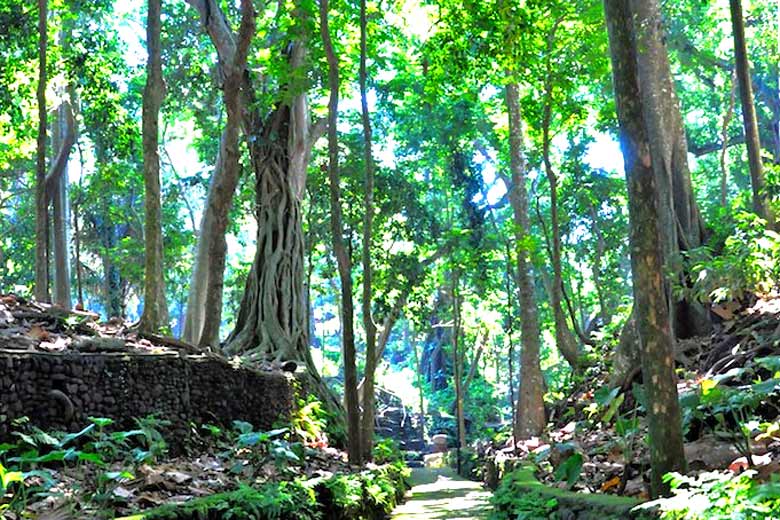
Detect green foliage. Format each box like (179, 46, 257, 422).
(226, 421, 302, 478)
(145, 481, 321, 520)
(638, 471, 780, 520)
(292, 396, 329, 447)
(681, 212, 780, 303)
(553, 452, 584, 488)
(142, 462, 410, 520)
(680, 368, 780, 460)
(372, 437, 402, 465)
(0, 415, 172, 514)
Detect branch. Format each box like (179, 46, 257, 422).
(689, 134, 746, 156)
(184, 0, 237, 70)
(233, 0, 257, 73)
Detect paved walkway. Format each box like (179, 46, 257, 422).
(391, 467, 493, 519)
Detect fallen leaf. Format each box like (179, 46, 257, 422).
(28, 324, 50, 341)
(601, 475, 621, 492)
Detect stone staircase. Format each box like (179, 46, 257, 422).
(373, 387, 426, 467)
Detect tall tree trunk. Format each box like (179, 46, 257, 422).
(630, 0, 708, 339)
(73, 193, 83, 309)
(410, 322, 426, 439)
(51, 83, 73, 310)
(182, 140, 226, 344)
(588, 203, 610, 324)
(604, 0, 687, 497)
(35, 0, 49, 303)
(358, 0, 378, 461)
(506, 81, 546, 439)
(729, 0, 773, 226)
(320, 0, 361, 464)
(452, 269, 466, 451)
(541, 60, 579, 369)
(720, 73, 737, 208)
(197, 1, 255, 347)
(139, 0, 170, 334)
(613, 0, 711, 383)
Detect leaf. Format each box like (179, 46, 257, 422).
(594, 386, 620, 407)
(602, 393, 624, 423)
(89, 417, 114, 428)
(58, 424, 96, 447)
(78, 451, 107, 466)
(554, 452, 583, 487)
(232, 421, 254, 434)
(601, 475, 621, 492)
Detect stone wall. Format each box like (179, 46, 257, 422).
(0, 351, 294, 449)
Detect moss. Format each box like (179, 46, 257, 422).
(491, 464, 650, 520)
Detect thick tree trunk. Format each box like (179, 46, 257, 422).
(139, 0, 170, 334)
(35, 0, 49, 303)
(630, 0, 708, 339)
(612, 0, 711, 383)
(358, 0, 378, 461)
(729, 0, 773, 226)
(320, 0, 361, 464)
(604, 0, 687, 497)
(506, 81, 546, 440)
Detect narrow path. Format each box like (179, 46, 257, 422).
(392, 467, 493, 520)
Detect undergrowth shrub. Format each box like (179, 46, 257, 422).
(679, 212, 780, 303)
(637, 471, 780, 519)
(144, 481, 320, 520)
(141, 461, 410, 520)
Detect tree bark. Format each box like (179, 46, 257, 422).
(588, 203, 610, 324)
(35, 0, 49, 303)
(604, 0, 687, 497)
(182, 138, 225, 344)
(197, 0, 255, 347)
(721, 73, 737, 208)
(452, 269, 466, 451)
(729, 0, 773, 226)
(320, 0, 361, 465)
(50, 87, 74, 310)
(540, 23, 579, 370)
(506, 81, 546, 440)
(358, 0, 378, 462)
(631, 0, 708, 339)
(139, 0, 170, 334)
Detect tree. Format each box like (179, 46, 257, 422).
(320, 0, 361, 464)
(506, 81, 545, 439)
(183, 0, 336, 419)
(604, 0, 687, 496)
(729, 0, 773, 227)
(540, 19, 580, 370)
(35, 0, 48, 303)
(139, 0, 170, 333)
(358, 0, 378, 461)
(195, 0, 255, 347)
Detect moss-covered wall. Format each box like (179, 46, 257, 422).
(0, 351, 293, 448)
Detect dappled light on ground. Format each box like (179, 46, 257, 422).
(392, 468, 492, 519)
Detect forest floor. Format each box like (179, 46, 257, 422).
(484, 296, 780, 500)
(391, 467, 492, 520)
